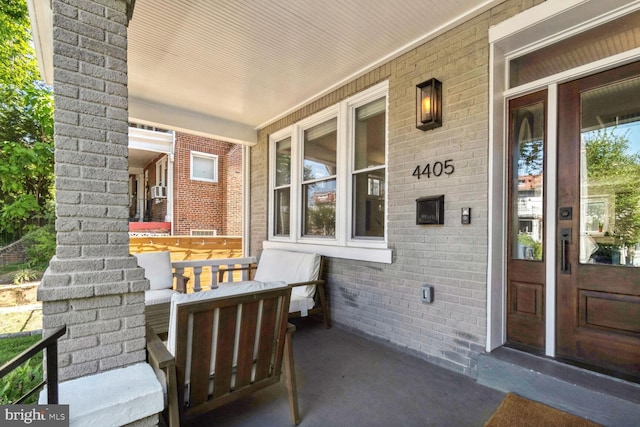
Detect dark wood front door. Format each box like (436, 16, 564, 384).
(506, 91, 547, 352)
(557, 61, 640, 380)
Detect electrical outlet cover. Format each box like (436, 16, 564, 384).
(421, 285, 434, 303)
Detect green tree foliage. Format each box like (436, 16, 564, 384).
(585, 128, 640, 180)
(0, 0, 54, 237)
(584, 127, 640, 246)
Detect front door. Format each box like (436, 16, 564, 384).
(557, 61, 640, 380)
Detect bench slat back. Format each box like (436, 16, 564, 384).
(173, 286, 291, 419)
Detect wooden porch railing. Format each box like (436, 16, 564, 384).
(0, 326, 67, 404)
(172, 257, 257, 292)
(130, 236, 247, 292)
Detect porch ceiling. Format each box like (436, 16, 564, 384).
(29, 0, 505, 144)
(126, 0, 504, 143)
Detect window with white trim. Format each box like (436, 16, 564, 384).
(268, 81, 389, 260)
(191, 151, 219, 183)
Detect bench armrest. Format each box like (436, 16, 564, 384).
(146, 325, 179, 427)
(146, 325, 173, 370)
(289, 279, 324, 288)
(217, 263, 258, 283)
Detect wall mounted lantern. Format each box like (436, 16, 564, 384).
(416, 78, 442, 131)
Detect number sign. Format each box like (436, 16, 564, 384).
(413, 159, 454, 179)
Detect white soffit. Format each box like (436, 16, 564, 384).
(127, 0, 503, 135)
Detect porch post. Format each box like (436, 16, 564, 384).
(37, 0, 146, 382)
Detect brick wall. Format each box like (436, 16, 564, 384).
(0, 240, 27, 266)
(253, 0, 544, 376)
(39, 0, 147, 382)
(226, 144, 243, 236)
(172, 133, 243, 236)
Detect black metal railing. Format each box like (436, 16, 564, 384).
(0, 326, 66, 404)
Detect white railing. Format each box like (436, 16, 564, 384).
(171, 257, 257, 292)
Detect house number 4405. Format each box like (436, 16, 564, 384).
(412, 159, 454, 179)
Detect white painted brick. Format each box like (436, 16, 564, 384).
(250, 0, 544, 376)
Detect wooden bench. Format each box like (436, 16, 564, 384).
(146, 281, 300, 426)
(219, 249, 330, 328)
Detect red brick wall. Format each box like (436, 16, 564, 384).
(0, 240, 27, 266)
(172, 133, 243, 236)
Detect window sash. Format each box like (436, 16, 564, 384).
(191, 151, 218, 182)
(268, 81, 388, 251)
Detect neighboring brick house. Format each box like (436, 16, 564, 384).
(129, 129, 243, 236)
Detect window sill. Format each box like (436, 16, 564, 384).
(263, 240, 392, 264)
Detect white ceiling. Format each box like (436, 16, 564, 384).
(127, 0, 505, 143)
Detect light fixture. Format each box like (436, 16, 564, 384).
(416, 78, 442, 131)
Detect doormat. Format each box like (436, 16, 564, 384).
(484, 393, 602, 427)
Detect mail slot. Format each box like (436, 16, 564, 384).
(416, 195, 444, 225)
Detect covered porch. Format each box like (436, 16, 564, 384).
(23, 0, 640, 425)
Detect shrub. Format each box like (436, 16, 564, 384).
(12, 268, 38, 286)
(21, 225, 55, 270)
(517, 233, 542, 260)
(0, 359, 42, 404)
(0, 334, 43, 405)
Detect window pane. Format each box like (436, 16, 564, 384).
(304, 119, 337, 181)
(303, 179, 336, 237)
(192, 155, 217, 181)
(353, 170, 385, 238)
(580, 76, 640, 266)
(275, 137, 291, 187)
(510, 102, 544, 261)
(354, 97, 386, 170)
(274, 187, 290, 236)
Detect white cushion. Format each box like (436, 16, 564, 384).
(144, 288, 177, 306)
(134, 251, 173, 290)
(254, 249, 320, 298)
(167, 280, 287, 356)
(290, 295, 314, 317)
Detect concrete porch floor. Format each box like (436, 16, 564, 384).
(190, 317, 505, 427)
(184, 316, 640, 427)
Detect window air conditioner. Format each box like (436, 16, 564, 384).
(151, 185, 167, 199)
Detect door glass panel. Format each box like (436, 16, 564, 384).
(581, 76, 640, 266)
(510, 103, 545, 260)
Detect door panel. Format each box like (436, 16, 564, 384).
(557, 61, 640, 380)
(506, 91, 547, 351)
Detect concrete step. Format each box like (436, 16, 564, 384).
(477, 347, 640, 427)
